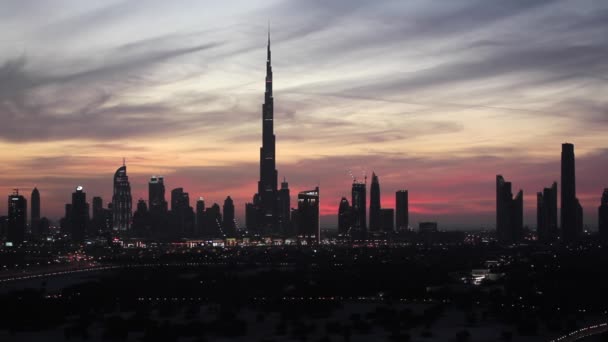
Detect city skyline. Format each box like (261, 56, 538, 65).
(1, 1, 607, 228)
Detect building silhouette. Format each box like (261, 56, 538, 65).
(395, 190, 409, 231)
(70, 186, 88, 243)
(149, 176, 168, 213)
(278, 178, 291, 235)
(223, 196, 236, 237)
(338, 197, 351, 235)
(496, 175, 524, 244)
(599, 188, 608, 242)
(351, 181, 367, 234)
(245, 201, 258, 234)
(369, 172, 381, 231)
(30, 187, 40, 236)
(91, 196, 105, 233)
(380, 208, 394, 232)
(61, 203, 72, 235)
(561, 143, 583, 242)
(0, 216, 6, 239)
(132, 199, 151, 236)
(251, 30, 282, 236)
(537, 182, 558, 243)
(196, 197, 205, 237)
(148, 176, 168, 239)
(295, 187, 320, 243)
(112, 163, 132, 231)
(204, 203, 222, 238)
(7, 190, 26, 244)
(170, 188, 194, 238)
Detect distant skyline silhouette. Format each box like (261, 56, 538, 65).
(0, 1, 607, 228)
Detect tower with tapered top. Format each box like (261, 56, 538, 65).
(252, 28, 280, 235)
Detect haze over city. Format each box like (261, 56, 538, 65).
(1, 0, 607, 228)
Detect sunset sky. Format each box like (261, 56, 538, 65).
(1, 0, 607, 229)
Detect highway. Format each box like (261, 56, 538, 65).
(549, 322, 608, 342)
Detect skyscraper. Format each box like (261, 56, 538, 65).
(561, 143, 582, 242)
(338, 197, 351, 235)
(223, 196, 236, 237)
(30, 187, 40, 236)
(496, 175, 524, 244)
(369, 172, 381, 231)
(91, 196, 103, 232)
(599, 189, 608, 242)
(196, 197, 205, 236)
(171, 188, 194, 238)
(204, 203, 222, 238)
(295, 187, 320, 243)
(537, 182, 558, 243)
(252, 30, 281, 235)
(351, 181, 366, 234)
(511, 190, 524, 242)
(278, 178, 291, 235)
(112, 163, 132, 231)
(71, 186, 88, 243)
(7, 190, 26, 244)
(132, 199, 150, 236)
(395, 190, 409, 231)
(149, 176, 167, 213)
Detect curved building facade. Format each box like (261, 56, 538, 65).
(112, 164, 132, 231)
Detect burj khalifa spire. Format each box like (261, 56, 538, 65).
(254, 27, 279, 234)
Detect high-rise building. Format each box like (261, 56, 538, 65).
(223, 196, 236, 237)
(252, 30, 282, 235)
(561, 143, 582, 242)
(196, 197, 205, 237)
(170, 188, 194, 238)
(380, 208, 394, 232)
(395, 190, 409, 231)
(496, 175, 524, 244)
(245, 201, 258, 234)
(204, 203, 222, 237)
(338, 197, 351, 235)
(598, 189, 608, 242)
(0, 216, 7, 239)
(149, 176, 168, 213)
(369, 172, 381, 231)
(295, 187, 320, 242)
(61, 203, 72, 234)
(70, 186, 88, 243)
(112, 163, 132, 231)
(30, 187, 40, 236)
(7, 190, 27, 244)
(511, 190, 524, 242)
(351, 181, 366, 234)
(132, 199, 150, 236)
(91, 196, 105, 233)
(278, 178, 291, 235)
(537, 182, 558, 243)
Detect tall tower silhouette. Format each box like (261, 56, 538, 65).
(369, 172, 381, 231)
(112, 163, 132, 231)
(30, 187, 40, 236)
(253, 28, 280, 235)
(561, 143, 582, 242)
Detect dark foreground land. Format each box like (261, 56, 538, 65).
(1, 243, 608, 341)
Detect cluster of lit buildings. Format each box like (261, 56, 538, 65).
(335, 173, 411, 239)
(0, 33, 321, 245)
(497, 143, 608, 244)
(2, 35, 608, 247)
